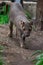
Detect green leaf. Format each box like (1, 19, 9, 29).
(35, 61, 43, 65)
(0, 5, 10, 24)
(31, 50, 43, 56)
(24, 9, 32, 19)
(0, 59, 4, 65)
(36, 54, 43, 61)
(0, 61, 3, 65)
(0, 45, 4, 50)
(0, 57, 5, 65)
(32, 58, 37, 63)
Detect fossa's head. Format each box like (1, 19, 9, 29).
(20, 20, 33, 38)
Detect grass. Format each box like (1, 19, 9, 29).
(31, 50, 43, 65)
(0, 15, 9, 24)
(0, 5, 10, 24)
(0, 45, 5, 50)
(24, 9, 32, 20)
(0, 58, 5, 65)
(0, 45, 5, 65)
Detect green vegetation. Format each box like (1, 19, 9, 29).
(32, 50, 43, 65)
(0, 4, 10, 24)
(0, 45, 5, 65)
(24, 9, 32, 20)
(0, 58, 5, 65)
(0, 15, 9, 24)
(0, 45, 5, 50)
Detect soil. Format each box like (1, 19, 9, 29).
(0, 24, 43, 65)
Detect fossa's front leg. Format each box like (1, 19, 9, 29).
(15, 28, 23, 47)
(18, 30, 24, 48)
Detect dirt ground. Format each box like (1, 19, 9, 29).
(0, 24, 43, 65)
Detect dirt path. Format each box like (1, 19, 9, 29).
(0, 24, 35, 65)
(0, 24, 43, 65)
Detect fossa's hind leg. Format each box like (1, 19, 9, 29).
(9, 21, 13, 37)
(16, 27, 18, 38)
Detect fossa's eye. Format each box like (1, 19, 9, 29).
(21, 21, 25, 30)
(21, 21, 25, 27)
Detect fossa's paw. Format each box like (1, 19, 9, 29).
(20, 44, 23, 48)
